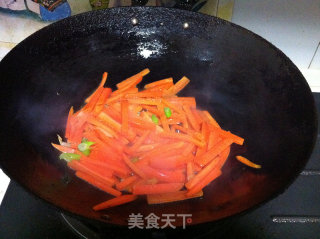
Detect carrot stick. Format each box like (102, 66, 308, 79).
(84, 72, 108, 103)
(84, 159, 129, 178)
(132, 183, 184, 195)
(121, 99, 129, 135)
(122, 154, 147, 179)
(149, 154, 192, 170)
(207, 130, 221, 150)
(158, 132, 205, 147)
(147, 190, 203, 204)
(144, 78, 173, 89)
(236, 156, 261, 168)
(69, 160, 116, 185)
(128, 98, 162, 106)
(183, 105, 200, 131)
(166, 97, 196, 107)
(142, 105, 161, 116)
(75, 171, 121, 197)
(93, 88, 112, 115)
(163, 76, 190, 96)
(116, 176, 139, 191)
(93, 195, 138, 211)
(195, 138, 233, 166)
(125, 91, 164, 98)
(157, 103, 170, 132)
(187, 162, 194, 181)
(65, 106, 74, 139)
(196, 123, 210, 156)
(127, 130, 151, 153)
(186, 170, 222, 197)
(51, 143, 75, 153)
(116, 69, 150, 89)
(139, 165, 186, 183)
(83, 87, 104, 112)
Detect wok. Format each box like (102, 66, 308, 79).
(0, 7, 317, 227)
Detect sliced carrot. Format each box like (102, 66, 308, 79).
(121, 99, 129, 135)
(147, 190, 203, 204)
(116, 69, 150, 89)
(187, 162, 194, 181)
(183, 105, 200, 131)
(69, 160, 115, 185)
(116, 176, 139, 191)
(93, 195, 138, 211)
(122, 154, 147, 179)
(186, 147, 230, 190)
(186, 170, 222, 197)
(195, 138, 232, 166)
(142, 105, 161, 116)
(207, 130, 221, 150)
(144, 78, 173, 89)
(149, 154, 192, 170)
(158, 132, 205, 148)
(65, 106, 74, 139)
(166, 97, 196, 108)
(92, 88, 112, 115)
(140, 165, 186, 183)
(75, 171, 121, 197)
(132, 183, 184, 195)
(157, 103, 170, 132)
(128, 98, 162, 106)
(125, 90, 164, 98)
(127, 130, 151, 154)
(236, 156, 261, 169)
(163, 76, 190, 96)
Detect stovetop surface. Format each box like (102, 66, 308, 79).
(1, 94, 319, 239)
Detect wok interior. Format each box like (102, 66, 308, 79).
(0, 7, 317, 226)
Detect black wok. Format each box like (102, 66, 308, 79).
(0, 7, 317, 227)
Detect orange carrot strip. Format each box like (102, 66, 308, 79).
(93, 195, 138, 211)
(121, 99, 129, 135)
(191, 109, 203, 125)
(132, 183, 184, 195)
(116, 175, 139, 191)
(93, 88, 112, 115)
(79, 160, 114, 178)
(195, 138, 233, 166)
(122, 154, 147, 179)
(84, 159, 129, 178)
(127, 130, 151, 153)
(69, 160, 115, 185)
(207, 130, 221, 150)
(142, 105, 161, 116)
(187, 162, 194, 181)
(125, 91, 164, 98)
(236, 156, 261, 169)
(142, 82, 174, 93)
(88, 118, 118, 138)
(136, 143, 159, 152)
(147, 190, 203, 204)
(163, 76, 190, 96)
(157, 103, 170, 132)
(83, 87, 104, 112)
(51, 143, 75, 153)
(103, 105, 122, 122)
(116, 69, 150, 89)
(166, 97, 196, 107)
(183, 105, 200, 131)
(186, 170, 222, 197)
(158, 132, 205, 147)
(84, 72, 108, 103)
(128, 98, 162, 106)
(144, 78, 173, 89)
(75, 171, 121, 197)
(65, 106, 74, 139)
(149, 154, 192, 170)
(196, 123, 210, 157)
(139, 165, 186, 183)
(162, 99, 184, 115)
